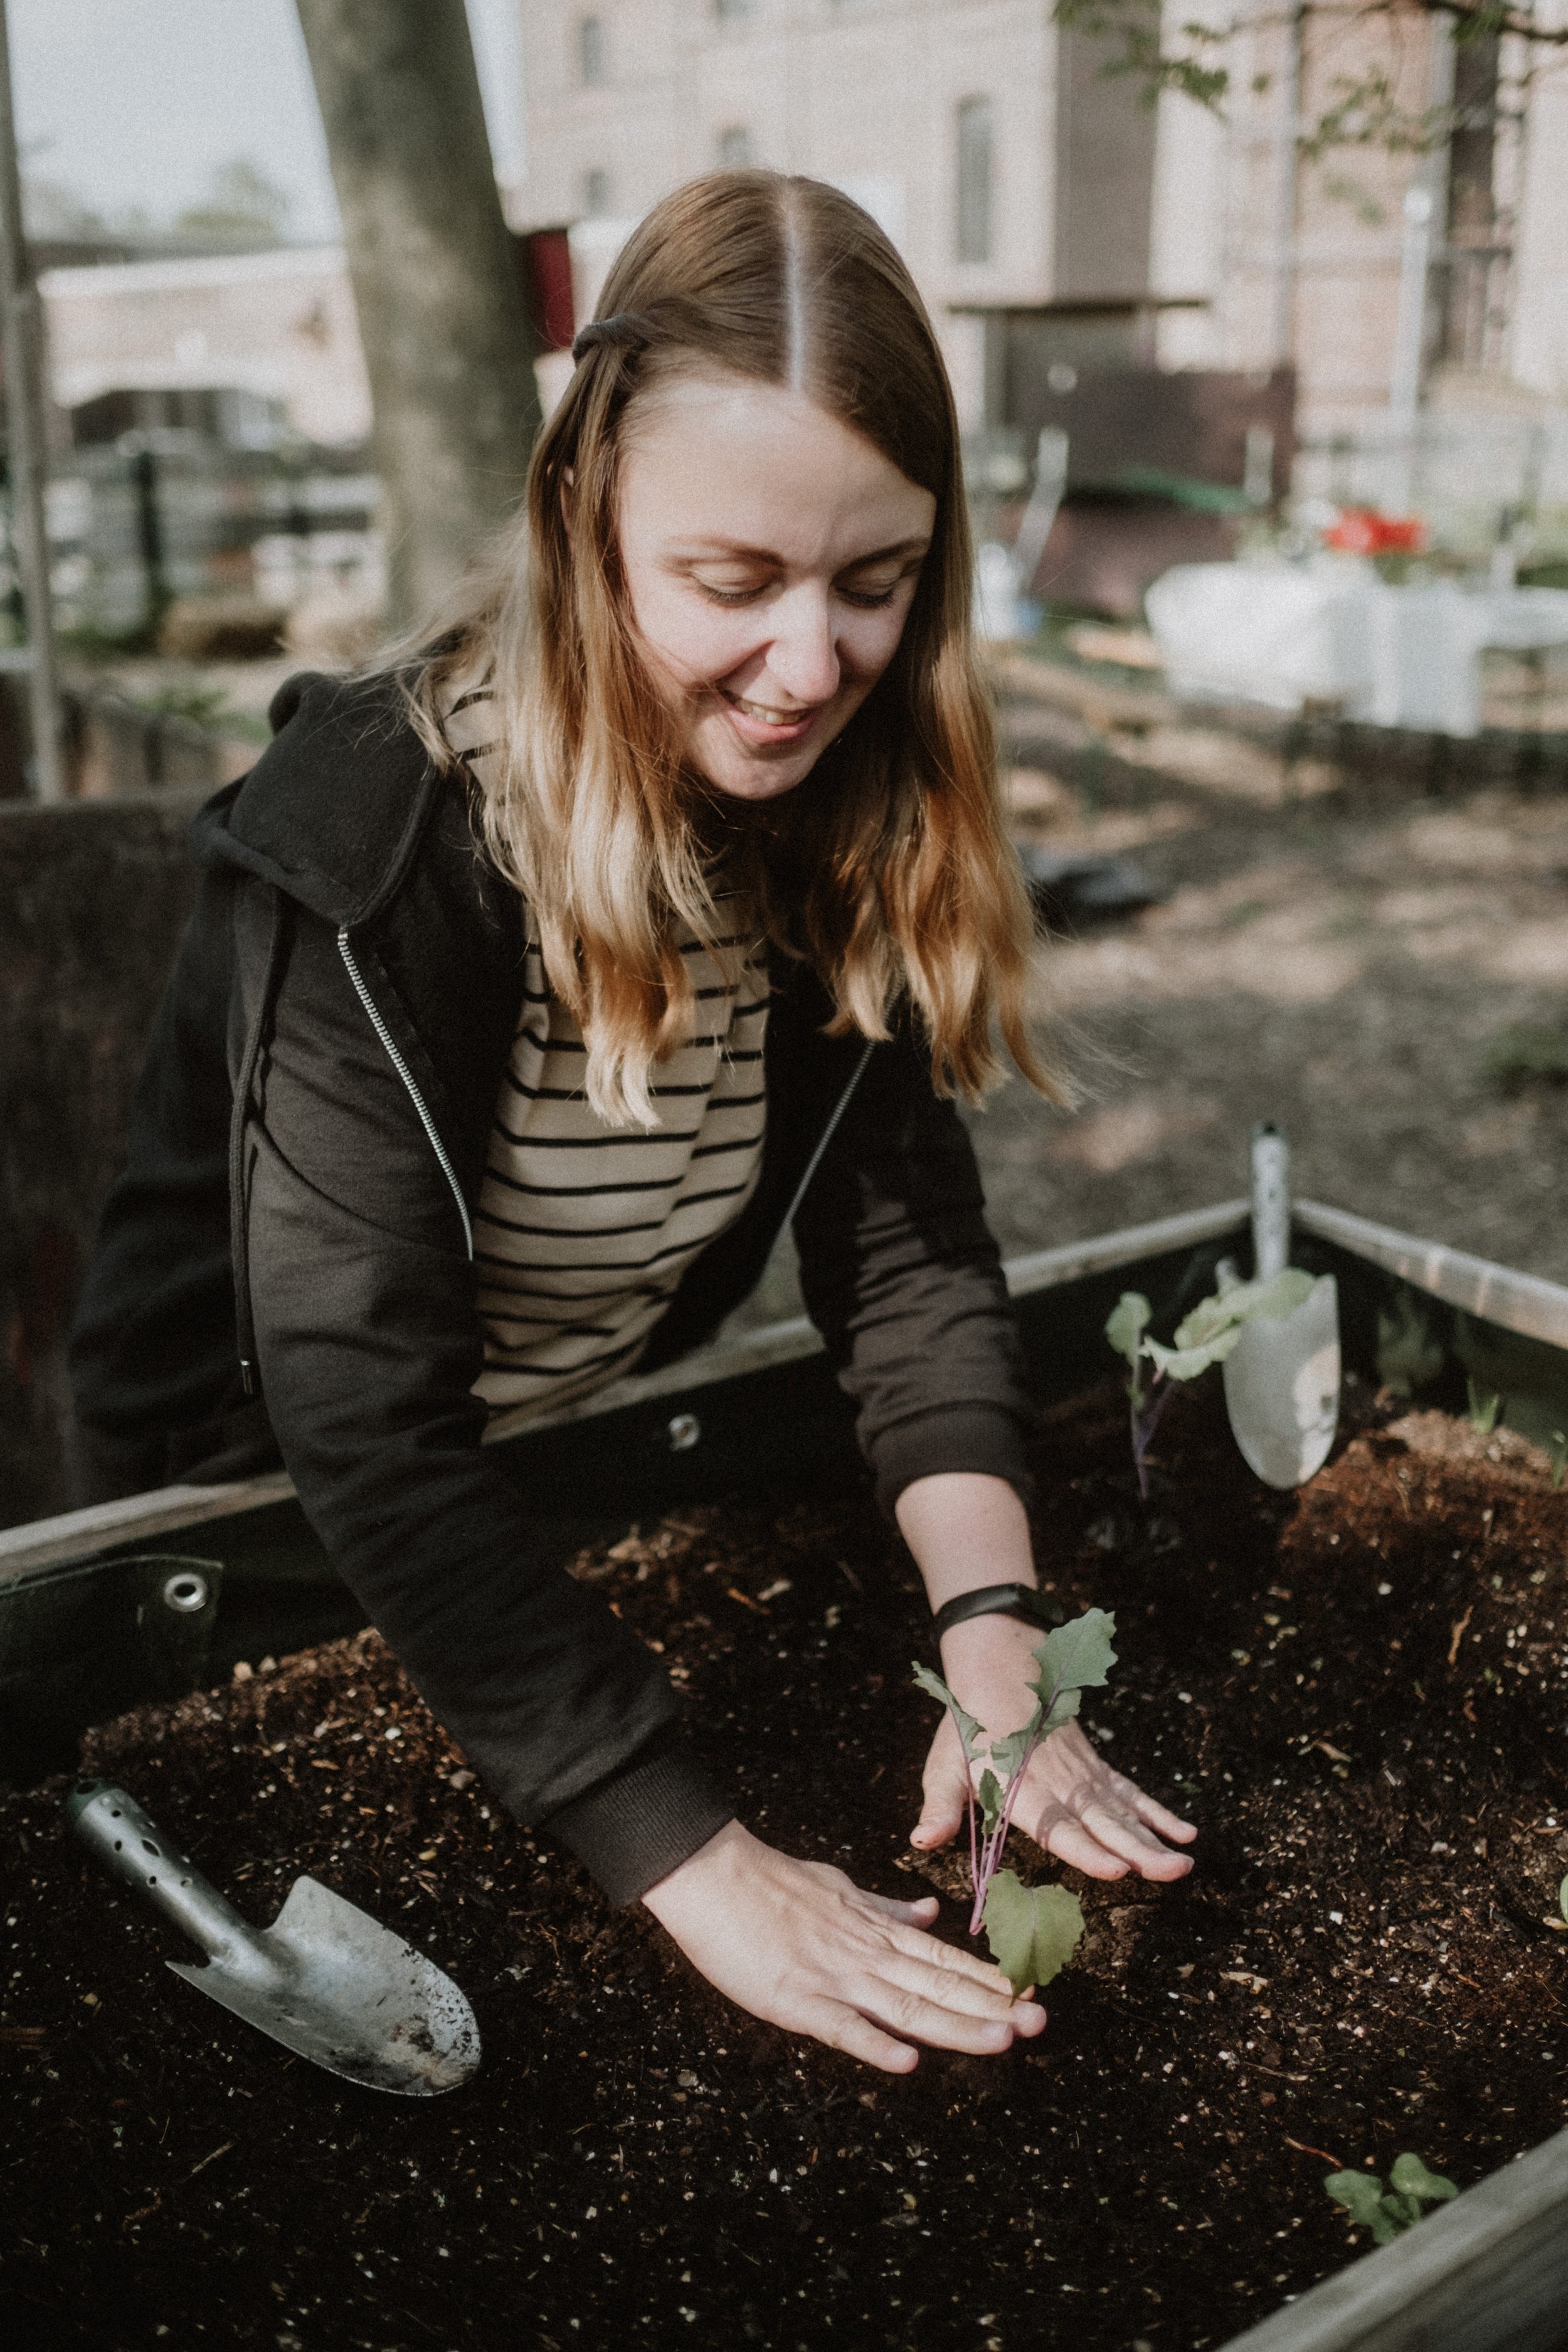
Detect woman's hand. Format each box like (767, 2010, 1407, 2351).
(911, 1613, 1197, 1882)
(642, 1819, 1046, 2072)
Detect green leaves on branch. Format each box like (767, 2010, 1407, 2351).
(983, 1873, 1086, 1998)
(911, 1662, 982, 1762)
(911, 1607, 1118, 1984)
(1325, 2154, 1457, 2245)
(1108, 1269, 1316, 1388)
(1106, 1291, 1152, 1375)
(1030, 1608, 1118, 1717)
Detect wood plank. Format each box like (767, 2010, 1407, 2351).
(1218, 2126, 1568, 2352)
(1296, 1199, 1568, 1354)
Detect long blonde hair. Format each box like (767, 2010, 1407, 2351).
(405, 170, 1057, 1125)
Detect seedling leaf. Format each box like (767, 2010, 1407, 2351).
(977, 1769, 1005, 1836)
(1030, 1608, 1118, 1707)
(987, 1724, 1039, 1784)
(1387, 2153, 1456, 2205)
(1146, 1328, 1245, 1381)
(1325, 2171, 1388, 2231)
(911, 1662, 983, 1761)
(1039, 1687, 1083, 1739)
(1106, 1291, 1151, 1370)
(982, 1872, 1085, 1996)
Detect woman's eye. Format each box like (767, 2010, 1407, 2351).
(839, 583, 901, 609)
(692, 578, 769, 606)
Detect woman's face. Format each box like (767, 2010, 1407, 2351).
(614, 373, 938, 802)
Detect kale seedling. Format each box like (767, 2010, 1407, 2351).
(1106, 1268, 1315, 1495)
(911, 1608, 1117, 1994)
(1466, 1378, 1502, 1436)
(1325, 2153, 1456, 2245)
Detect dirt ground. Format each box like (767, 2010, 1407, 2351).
(3, 1382, 1565, 2352)
(969, 669, 1568, 1285)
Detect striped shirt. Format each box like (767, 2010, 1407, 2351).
(443, 689, 770, 1438)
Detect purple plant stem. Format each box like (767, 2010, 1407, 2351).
(1130, 1374, 1173, 1498)
(967, 1697, 1057, 1937)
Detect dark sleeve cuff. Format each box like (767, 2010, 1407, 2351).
(542, 1729, 737, 1908)
(869, 1402, 1036, 1518)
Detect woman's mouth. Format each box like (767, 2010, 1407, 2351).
(718, 688, 824, 745)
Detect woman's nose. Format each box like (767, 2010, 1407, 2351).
(763, 589, 842, 706)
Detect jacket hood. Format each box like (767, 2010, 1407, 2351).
(188, 670, 453, 930)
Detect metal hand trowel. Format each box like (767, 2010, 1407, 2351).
(66, 1780, 479, 2095)
(1222, 1123, 1340, 1488)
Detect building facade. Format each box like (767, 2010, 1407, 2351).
(507, 0, 1568, 445)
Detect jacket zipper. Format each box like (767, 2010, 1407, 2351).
(781, 1039, 875, 1231)
(337, 927, 475, 1260)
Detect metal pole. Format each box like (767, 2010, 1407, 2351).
(1268, 1, 1304, 368)
(0, 0, 63, 800)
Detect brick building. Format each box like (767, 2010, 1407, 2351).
(505, 0, 1568, 443)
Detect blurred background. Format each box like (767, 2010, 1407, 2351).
(3, 0, 1568, 1523)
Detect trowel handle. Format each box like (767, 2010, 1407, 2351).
(1250, 1123, 1291, 1281)
(66, 1781, 256, 1964)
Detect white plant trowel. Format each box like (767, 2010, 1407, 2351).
(1222, 1124, 1340, 1488)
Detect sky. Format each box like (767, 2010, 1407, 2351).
(11, 0, 524, 241)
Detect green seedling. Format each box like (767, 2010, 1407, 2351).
(1107, 1268, 1315, 1495)
(1325, 2153, 1456, 2245)
(911, 1608, 1115, 1994)
(1550, 1433, 1566, 1494)
(1466, 1378, 1502, 1436)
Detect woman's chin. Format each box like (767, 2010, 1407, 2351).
(695, 741, 822, 803)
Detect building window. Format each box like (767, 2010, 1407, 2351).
(955, 95, 993, 265)
(582, 166, 613, 216)
(716, 125, 755, 169)
(578, 15, 606, 87)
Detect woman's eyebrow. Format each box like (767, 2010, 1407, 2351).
(670, 534, 932, 565)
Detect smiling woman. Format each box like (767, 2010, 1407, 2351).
(68, 171, 1194, 2079)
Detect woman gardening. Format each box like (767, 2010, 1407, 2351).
(70, 172, 1194, 2073)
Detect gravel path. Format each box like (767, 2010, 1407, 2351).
(968, 684, 1568, 1284)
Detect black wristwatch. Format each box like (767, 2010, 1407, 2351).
(931, 1583, 1065, 1643)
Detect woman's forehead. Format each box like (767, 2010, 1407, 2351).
(617, 371, 935, 552)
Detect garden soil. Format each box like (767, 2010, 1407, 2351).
(4, 1379, 1567, 2352)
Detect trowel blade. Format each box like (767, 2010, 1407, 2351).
(1222, 1273, 1340, 1490)
(166, 1875, 480, 2096)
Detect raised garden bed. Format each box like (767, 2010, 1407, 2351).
(3, 1207, 1567, 2351)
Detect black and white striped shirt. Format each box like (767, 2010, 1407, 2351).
(445, 690, 770, 1437)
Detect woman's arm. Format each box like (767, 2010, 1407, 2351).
(896, 1471, 1196, 1881)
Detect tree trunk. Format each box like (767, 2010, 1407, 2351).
(293, 0, 543, 625)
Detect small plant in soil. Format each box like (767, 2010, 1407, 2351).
(911, 1608, 1116, 1994)
(1323, 2154, 1457, 2245)
(1106, 1268, 1314, 1495)
(1466, 1378, 1502, 1436)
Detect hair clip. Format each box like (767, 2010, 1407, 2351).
(570, 312, 649, 364)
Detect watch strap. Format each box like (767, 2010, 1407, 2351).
(930, 1582, 1065, 1642)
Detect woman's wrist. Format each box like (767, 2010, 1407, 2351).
(938, 1610, 1053, 1734)
(894, 1471, 1039, 1614)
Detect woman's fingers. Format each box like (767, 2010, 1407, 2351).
(1130, 1789, 1198, 1843)
(850, 1979, 1024, 2055)
(884, 1919, 1019, 1997)
(1042, 1814, 1134, 1880)
(812, 2003, 921, 2075)
(859, 1888, 942, 1926)
(1075, 1801, 1195, 1879)
(877, 1947, 1029, 2023)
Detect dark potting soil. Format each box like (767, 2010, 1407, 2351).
(3, 1377, 1568, 2352)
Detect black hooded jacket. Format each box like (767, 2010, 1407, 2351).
(69, 672, 1036, 1905)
